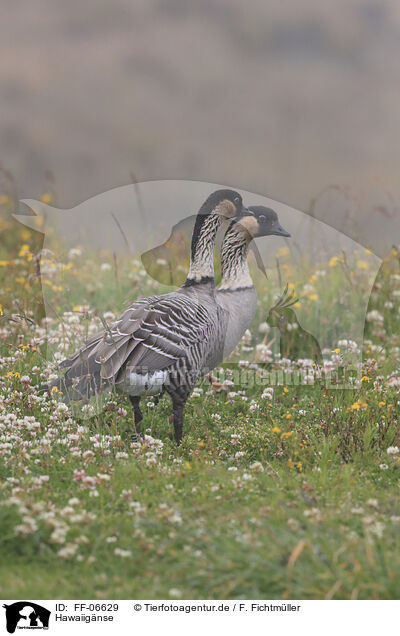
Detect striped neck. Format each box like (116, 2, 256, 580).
(219, 225, 253, 290)
(183, 210, 223, 285)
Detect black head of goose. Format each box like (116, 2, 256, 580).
(217, 205, 291, 360)
(51, 189, 248, 443)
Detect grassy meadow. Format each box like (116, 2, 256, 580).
(1, 191, 400, 600)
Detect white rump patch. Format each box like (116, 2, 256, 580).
(122, 369, 168, 396)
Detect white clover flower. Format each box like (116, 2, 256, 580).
(387, 446, 399, 455)
(58, 543, 78, 559)
(366, 310, 384, 324)
(169, 588, 182, 598)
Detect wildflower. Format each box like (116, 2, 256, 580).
(387, 446, 399, 456)
(58, 543, 78, 559)
(366, 310, 384, 324)
(351, 400, 367, 410)
(18, 244, 30, 258)
(41, 192, 53, 204)
(304, 508, 321, 520)
(272, 426, 281, 433)
(169, 588, 182, 598)
(281, 431, 293, 439)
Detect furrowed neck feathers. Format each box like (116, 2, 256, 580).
(219, 224, 253, 290)
(184, 202, 230, 286)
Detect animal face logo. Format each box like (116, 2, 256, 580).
(3, 602, 50, 633)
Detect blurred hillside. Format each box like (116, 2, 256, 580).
(1, 0, 400, 254)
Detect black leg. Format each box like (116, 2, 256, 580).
(129, 396, 143, 442)
(171, 394, 187, 445)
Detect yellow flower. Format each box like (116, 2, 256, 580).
(296, 462, 302, 471)
(272, 426, 281, 433)
(277, 247, 290, 258)
(281, 431, 293, 439)
(51, 386, 59, 393)
(378, 401, 386, 407)
(0, 304, 2, 315)
(351, 400, 367, 410)
(0, 260, 10, 266)
(357, 260, 368, 270)
(329, 256, 339, 267)
(308, 293, 319, 301)
(185, 462, 191, 470)
(40, 192, 52, 204)
(19, 244, 32, 260)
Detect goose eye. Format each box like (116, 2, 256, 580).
(259, 214, 266, 222)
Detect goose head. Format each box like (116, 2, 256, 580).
(198, 189, 248, 220)
(233, 205, 291, 240)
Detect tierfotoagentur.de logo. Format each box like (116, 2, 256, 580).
(2, 602, 51, 633)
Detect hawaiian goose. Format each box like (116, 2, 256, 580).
(51, 189, 248, 443)
(129, 206, 291, 433)
(217, 206, 291, 361)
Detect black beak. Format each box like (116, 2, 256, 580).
(241, 205, 250, 215)
(272, 222, 291, 238)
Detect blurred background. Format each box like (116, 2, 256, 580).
(1, 0, 400, 255)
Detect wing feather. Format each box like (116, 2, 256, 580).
(55, 290, 219, 400)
